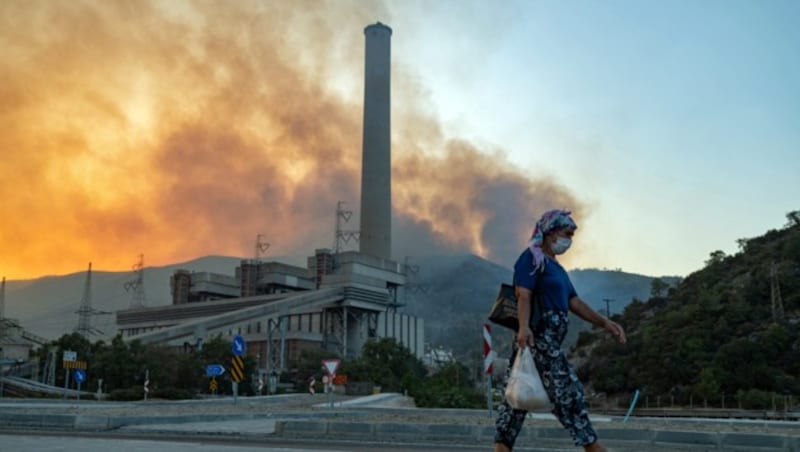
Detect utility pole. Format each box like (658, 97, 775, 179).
(0, 276, 6, 340)
(0, 276, 5, 322)
(602, 298, 615, 318)
(1, 277, 5, 398)
(124, 254, 147, 309)
(770, 262, 785, 321)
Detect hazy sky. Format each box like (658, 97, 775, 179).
(1, 0, 798, 280)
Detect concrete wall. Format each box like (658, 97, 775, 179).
(377, 311, 424, 358)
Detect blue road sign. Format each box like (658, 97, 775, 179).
(205, 364, 226, 377)
(232, 335, 246, 356)
(74, 369, 86, 383)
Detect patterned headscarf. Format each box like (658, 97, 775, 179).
(528, 209, 578, 273)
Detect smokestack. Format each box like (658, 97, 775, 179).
(359, 22, 393, 261)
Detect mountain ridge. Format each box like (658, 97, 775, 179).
(4, 253, 675, 343)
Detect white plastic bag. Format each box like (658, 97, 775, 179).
(505, 346, 550, 410)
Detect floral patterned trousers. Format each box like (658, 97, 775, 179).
(494, 310, 597, 449)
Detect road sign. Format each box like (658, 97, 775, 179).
(231, 355, 244, 383)
(209, 377, 218, 391)
(232, 335, 246, 356)
(63, 360, 87, 370)
(483, 324, 496, 374)
(205, 364, 226, 377)
(63, 350, 77, 362)
(74, 369, 86, 383)
(257, 377, 264, 392)
(322, 359, 340, 377)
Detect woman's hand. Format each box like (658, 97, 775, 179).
(516, 325, 534, 347)
(603, 319, 627, 344)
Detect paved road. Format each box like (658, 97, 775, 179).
(0, 393, 797, 451)
(0, 432, 692, 452)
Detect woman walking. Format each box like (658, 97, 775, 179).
(494, 209, 626, 452)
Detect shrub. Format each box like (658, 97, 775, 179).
(736, 388, 774, 410)
(108, 388, 145, 401)
(152, 387, 196, 400)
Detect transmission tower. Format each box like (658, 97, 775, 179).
(124, 254, 147, 309)
(603, 298, 616, 317)
(770, 262, 785, 321)
(75, 263, 110, 337)
(402, 257, 429, 313)
(254, 234, 270, 262)
(1, 277, 6, 356)
(333, 201, 359, 254)
(0, 276, 5, 321)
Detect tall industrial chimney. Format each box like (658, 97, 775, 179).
(359, 22, 393, 260)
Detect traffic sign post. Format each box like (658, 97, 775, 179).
(232, 335, 246, 356)
(74, 369, 86, 401)
(322, 359, 340, 408)
(483, 324, 496, 416)
(231, 336, 245, 404)
(205, 364, 225, 377)
(143, 369, 150, 401)
(62, 350, 76, 399)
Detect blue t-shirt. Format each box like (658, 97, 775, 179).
(513, 248, 577, 312)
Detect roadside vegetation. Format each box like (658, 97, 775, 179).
(31, 334, 485, 407)
(574, 211, 800, 410)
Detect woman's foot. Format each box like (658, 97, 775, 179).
(584, 441, 607, 452)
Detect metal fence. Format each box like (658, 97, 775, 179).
(587, 392, 799, 420)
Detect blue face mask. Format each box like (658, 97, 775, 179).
(551, 237, 572, 255)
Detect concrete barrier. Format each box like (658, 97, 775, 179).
(273, 420, 800, 451)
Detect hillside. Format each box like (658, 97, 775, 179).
(400, 254, 676, 371)
(3, 256, 246, 340)
(4, 253, 674, 352)
(574, 215, 800, 404)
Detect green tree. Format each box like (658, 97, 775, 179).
(409, 361, 484, 408)
(289, 347, 339, 390)
(650, 278, 668, 298)
(342, 338, 426, 392)
(705, 250, 726, 266)
(692, 367, 720, 401)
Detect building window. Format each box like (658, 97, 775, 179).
(257, 321, 261, 333)
(311, 313, 321, 333)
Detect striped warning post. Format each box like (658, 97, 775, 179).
(483, 323, 496, 374)
(231, 355, 244, 383)
(63, 360, 87, 370)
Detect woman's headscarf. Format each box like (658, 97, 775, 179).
(528, 209, 578, 273)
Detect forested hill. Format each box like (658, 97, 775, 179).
(575, 214, 800, 405)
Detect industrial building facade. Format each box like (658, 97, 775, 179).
(116, 249, 424, 376)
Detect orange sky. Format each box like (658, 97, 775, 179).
(0, 1, 581, 280)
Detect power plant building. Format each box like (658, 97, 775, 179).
(115, 22, 423, 376)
